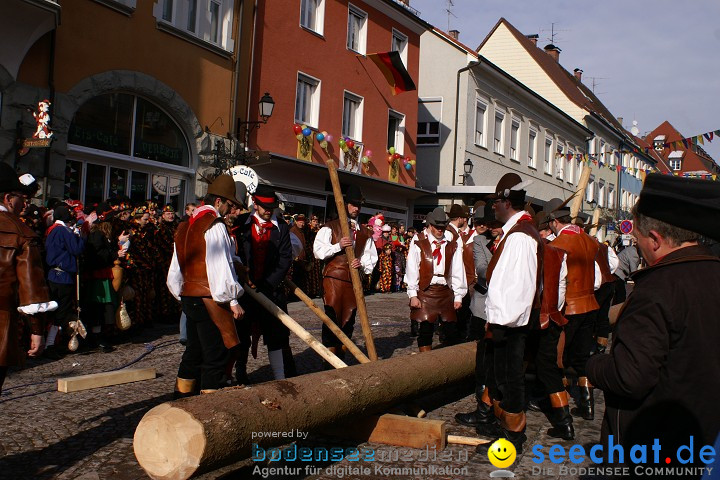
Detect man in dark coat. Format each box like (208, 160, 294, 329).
(587, 174, 720, 470)
(236, 184, 295, 381)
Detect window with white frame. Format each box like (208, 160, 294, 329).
(347, 4, 367, 54)
(474, 98, 487, 147)
(295, 72, 320, 128)
(387, 110, 405, 154)
(566, 151, 574, 183)
(544, 137, 553, 175)
(494, 110, 505, 154)
(598, 179, 606, 207)
(342, 91, 363, 141)
(391, 28, 408, 66)
(528, 128, 537, 169)
(608, 184, 615, 209)
(510, 119, 520, 161)
(300, 0, 325, 35)
(417, 98, 441, 146)
(586, 175, 596, 203)
(556, 141, 564, 180)
(670, 159, 682, 170)
(155, 0, 234, 52)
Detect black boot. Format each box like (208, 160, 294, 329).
(476, 428, 527, 455)
(410, 320, 419, 337)
(283, 346, 297, 378)
(455, 400, 493, 427)
(548, 405, 575, 440)
(572, 379, 594, 420)
(526, 396, 550, 413)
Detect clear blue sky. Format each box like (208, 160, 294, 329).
(410, 0, 720, 162)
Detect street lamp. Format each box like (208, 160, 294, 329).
(459, 159, 473, 185)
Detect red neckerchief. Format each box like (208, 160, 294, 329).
(250, 216, 273, 281)
(517, 212, 534, 223)
(558, 224, 583, 236)
(45, 222, 63, 237)
(253, 215, 274, 236)
(432, 239, 445, 265)
(189, 205, 218, 226)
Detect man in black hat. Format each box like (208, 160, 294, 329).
(167, 174, 245, 396)
(447, 204, 474, 341)
(476, 173, 540, 455)
(588, 174, 720, 464)
(404, 207, 467, 352)
(313, 184, 377, 361)
(0, 163, 56, 392)
(234, 184, 294, 381)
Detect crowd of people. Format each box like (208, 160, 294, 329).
(3, 162, 719, 467)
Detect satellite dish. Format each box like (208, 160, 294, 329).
(630, 120, 639, 136)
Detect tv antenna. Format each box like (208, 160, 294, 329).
(540, 22, 570, 45)
(445, 0, 457, 32)
(587, 76, 607, 95)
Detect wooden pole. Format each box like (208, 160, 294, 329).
(242, 286, 347, 369)
(133, 343, 476, 480)
(324, 157, 378, 361)
(570, 164, 592, 224)
(589, 207, 601, 237)
(285, 279, 370, 364)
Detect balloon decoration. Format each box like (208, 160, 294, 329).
(386, 147, 416, 175)
(293, 124, 314, 159)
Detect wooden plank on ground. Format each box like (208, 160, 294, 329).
(58, 368, 156, 393)
(321, 413, 447, 449)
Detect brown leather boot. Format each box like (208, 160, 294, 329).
(173, 377, 197, 399)
(418, 345, 432, 352)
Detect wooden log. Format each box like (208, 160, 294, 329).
(324, 157, 378, 361)
(242, 286, 347, 369)
(321, 413, 446, 449)
(285, 279, 370, 364)
(589, 207, 601, 237)
(58, 368, 156, 393)
(133, 343, 476, 480)
(447, 435, 491, 446)
(570, 164, 592, 224)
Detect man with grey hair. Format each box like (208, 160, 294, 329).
(587, 174, 720, 464)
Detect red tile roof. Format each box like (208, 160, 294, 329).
(645, 121, 720, 174)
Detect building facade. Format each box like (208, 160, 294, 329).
(1, 0, 254, 209)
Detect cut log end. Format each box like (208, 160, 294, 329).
(133, 403, 206, 480)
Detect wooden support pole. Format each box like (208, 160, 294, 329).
(285, 279, 370, 364)
(570, 164, 592, 224)
(58, 368, 156, 393)
(242, 286, 347, 369)
(324, 157, 377, 361)
(133, 343, 476, 480)
(589, 207, 601, 237)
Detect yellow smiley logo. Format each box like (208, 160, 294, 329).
(487, 438, 516, 469)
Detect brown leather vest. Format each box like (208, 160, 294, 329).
(175, 213, 218, 297)
(322, 219, 371, 282)
(460, 231, 477, 287)
(486, 218, 543, 310)
(540, 243, 568, 328)
(415, 232, 457, 291)
(595, 242, 614, 285)
(550, 230, 600, 315)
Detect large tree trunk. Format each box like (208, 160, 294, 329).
(134, 343, 475, 480)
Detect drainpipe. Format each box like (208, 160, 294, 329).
(452, 61, 479, 194)
(43, 28, 57, 205)
(244, 0, 259, 150)
(229, 1, 243, 139)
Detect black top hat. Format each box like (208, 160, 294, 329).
(344, 185, 364, 206)
(636, 174, 720, 241)
(0, 163, 25, 194)
(425, 207, 449, 227)
(487, 173, 531, 202)
(252, 184, 278, 209)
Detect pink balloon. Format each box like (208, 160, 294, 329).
(365, 149, 373, 157)
(325, 134, 333, 142)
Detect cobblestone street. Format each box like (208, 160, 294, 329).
(0, 292, 605, 480)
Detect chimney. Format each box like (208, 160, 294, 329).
(573, 68, 583, 82)
(526, 34, 539, 46)
(448, 29, 459, 40)
(617, 117, 624, 127)
(544, 44, 561, 62)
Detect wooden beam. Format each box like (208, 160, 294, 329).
(571, 164, 592, 223)
(322, 413, 447, 450)
(447, 435, 491, 446)
(58, 368, 156, 393)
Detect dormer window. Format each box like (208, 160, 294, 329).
(654, 135, 666, 151)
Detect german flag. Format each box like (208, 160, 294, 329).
(366, 51, 416, 96)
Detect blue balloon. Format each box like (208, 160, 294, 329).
(302, 128, 312, 137)
(316, 133, 325, 141)
(405, 163, 412, 170)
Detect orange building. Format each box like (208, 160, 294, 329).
(1, 0, 254, 209)
(247, 0, 430, 223)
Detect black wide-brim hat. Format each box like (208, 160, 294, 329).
(252, 183, 279, 209)
(636, 174, 720, 241)
(0, 162, 25, 194)
(344, 184, 364, 206)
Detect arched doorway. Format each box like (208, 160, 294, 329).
(65, 92, 193, 210)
